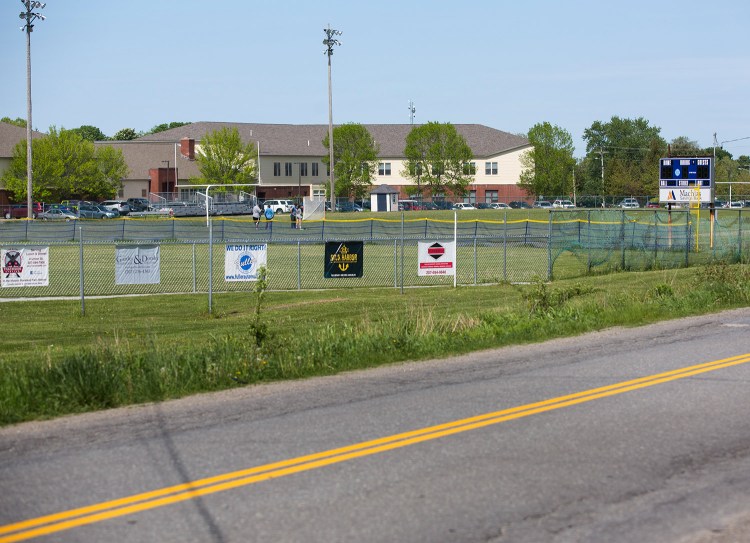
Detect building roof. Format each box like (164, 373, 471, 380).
(135, 122, 530, 159)
(370, 184, 400, 194)
(0, 122, 45, 157)
(100, 141, 201, 181)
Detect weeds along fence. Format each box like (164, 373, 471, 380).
(1, 210, 749, 303)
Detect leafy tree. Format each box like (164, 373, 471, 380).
(669, 136, 701, 156)
(1, 127, 128, 202)
(148, 122, 190, 135)
(518, 122, 575, 199)
(322, 123, 379, 199)
(112, 127, 140, 141)
(581, 116, 666, 197)
(193, 127, 257, 189)
(403, 122, 473, 199)
(1, 117, 26, 128)
(69, 125, 108, 141)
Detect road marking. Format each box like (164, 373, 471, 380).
(2, 352, 750, 542)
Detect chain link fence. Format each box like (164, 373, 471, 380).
(2, 211, 750, 306)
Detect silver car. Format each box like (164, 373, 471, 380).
(38, 208, 77, 221)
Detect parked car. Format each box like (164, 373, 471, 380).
(94, 204, 119, 218)
(509, 201, 531, 209)
(489, 202, 511, 209)
(552, 199, 575, 209)
(77, 203, 107, 218)
(619, 198, 640, 209)
(126, 197, 150, 212)
(3, 202, 42, 219)
(398, 200, 420, 211)
(453, 203, 477, 210)
(263, 199, 295, 213)
(337, 202, 363, 212)
(38, 208, 78, 221)
(100, 200, 131, 215)
(725, 201, 744, 209)
(533, 200, 553, 209)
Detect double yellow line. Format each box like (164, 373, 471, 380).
(3, 352, 749, 542)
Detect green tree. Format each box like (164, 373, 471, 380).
(112, 127, 140, 141)
(581, 116, 666, 197)
(1, 117, 26, 128)
(193, 127, 257, 188)
(148, 122, 190, 135)
(322, 123, 379, 199)
(1, 127, 128, 202)
(669, 136, 701, 156)
(69, 125, 108, 141)
(518, 122, 574, 199)
(403, 122, 473, 199)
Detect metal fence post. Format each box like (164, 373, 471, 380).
(739, 209, 743, 261)
(621, 210, 626, 270)
(394, 239, 398, 288)
(208, 218, 213, 314)
(653, 211, 658, 265)
(79, 227, 85, 316)
(685, 211, 690, 267)
(587, 210, 592, 273)
(474, 237, 478, 285)
(192, 243, 197, 293)
(400, 212, 404, 294)
(503, 210, 507, 282)
(297, 240, 302, 290)
(547, 212, 552, 281)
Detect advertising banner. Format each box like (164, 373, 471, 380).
(324, 241, 363, 278)
(1, 247, 49, 287)
(225, 244, 267, 281)
(115, 245, 161, 285)
(418, 241, 456, 276)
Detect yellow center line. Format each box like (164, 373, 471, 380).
(2, 353, 749, 542)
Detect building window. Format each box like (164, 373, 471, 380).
(312, 163, 319, 177)
(465, 191, 477, 204)
(485, 162, 498, 175)
(463, 162, 476, 175)
(300, 163, 308, 176)
(378, 162, 391, 176)
(485, 190, 498, 203)
(273, 162, 281, 176)
(285, 162, 293, 176)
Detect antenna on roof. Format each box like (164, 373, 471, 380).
(408, 100, 416, 125)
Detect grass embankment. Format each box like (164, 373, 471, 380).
(2, 262, 750, 425)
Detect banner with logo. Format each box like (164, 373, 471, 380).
(115, 245, 161, 285)
(225, 244, 267, 281)
(1, 247, 49, 287)
(418, 241, 456, 276)
(324, 241, 363, 278)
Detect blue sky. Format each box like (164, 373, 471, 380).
(2, 0, 749, 157)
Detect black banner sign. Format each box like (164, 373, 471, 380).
(324, 241, 363, 278)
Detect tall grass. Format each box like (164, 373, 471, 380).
(3, 263, 750, 425)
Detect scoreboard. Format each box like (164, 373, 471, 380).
(659, 157, 713, 204)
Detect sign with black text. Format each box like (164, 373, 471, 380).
(324, 241, 363, 278)
(115, 245, 160, 285)
(418, 241, 456, 276)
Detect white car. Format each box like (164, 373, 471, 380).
(552, 199, 575, 208)
(453, 203, 477, 210)
(619, 198, 640, 209)
(488, 202, 511, 209)
(100, 200, 131, 215)
(533, 200, 553, 209)
(263, 199, 295, 213)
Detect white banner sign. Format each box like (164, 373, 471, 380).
(418, 241, 456, 276)
(115, 245, 161, 284)
(1, 247, 49, 287)
(225, 244, 267, 281)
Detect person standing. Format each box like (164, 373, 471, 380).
(290, 204, 297, 229)
(296, 204, 303, 230)
(264, 206, 274, 229)
(252, 202, 261, 228)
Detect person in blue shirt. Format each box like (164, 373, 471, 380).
(264, 206, 274, 229)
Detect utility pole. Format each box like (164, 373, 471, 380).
(408, 100, 416, 125)
(20, 1, 46, 219)
(323, 25, 341, 211)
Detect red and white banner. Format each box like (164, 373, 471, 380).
(1, 247, 49, 287)
(417, 241, 455, 276)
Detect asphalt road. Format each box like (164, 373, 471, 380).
(2, 309, 750, 543)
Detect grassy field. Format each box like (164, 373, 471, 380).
(2, 261, 750, 425)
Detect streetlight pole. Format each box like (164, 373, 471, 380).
(19, 1, 45, 219)
(323, 25, 341, 211)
